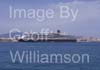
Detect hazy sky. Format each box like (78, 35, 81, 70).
(0, 0, 100, 38)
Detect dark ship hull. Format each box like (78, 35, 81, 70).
(18, 39, 77, 42)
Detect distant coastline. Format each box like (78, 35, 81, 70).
(0, 29, 100, 42)
(0, 32, 100, 43)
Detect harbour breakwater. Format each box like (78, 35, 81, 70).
(0, 38, 17, 42)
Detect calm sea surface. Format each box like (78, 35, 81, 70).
(0, 42, 100, 70)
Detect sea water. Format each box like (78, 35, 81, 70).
(0, 42, 100, 70)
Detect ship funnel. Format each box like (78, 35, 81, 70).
(57, 30, 61, 35)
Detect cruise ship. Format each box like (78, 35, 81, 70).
(18, 30, 77, 42)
